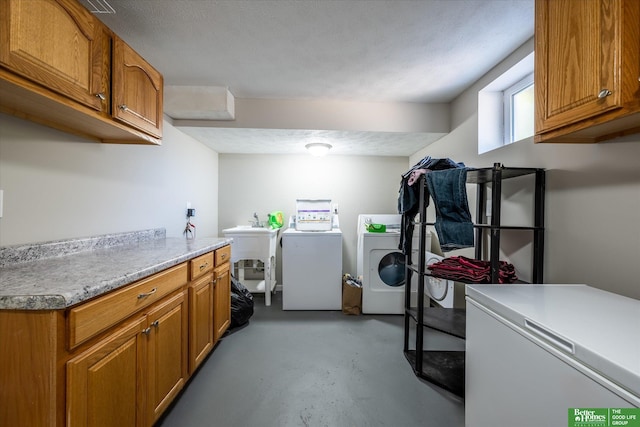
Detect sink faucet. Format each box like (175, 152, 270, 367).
(250, 212, 263, 227)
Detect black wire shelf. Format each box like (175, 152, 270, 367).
(406, 307, 466, 339)
(404, 350, 465, 398)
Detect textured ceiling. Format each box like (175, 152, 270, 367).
(180, 128, 448, 156)
(92, 0, 534, 156)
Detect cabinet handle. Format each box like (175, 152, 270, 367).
(199, 262, 209, 271)
(95, 92, 106, 101)
(597, 89, 612, 98)
(137, 287, 157, 299)
(118, 104, 155, 125)
(142, 327, 151, 335)
(221, 253, 227, 260)
(151, 320, 160, 328)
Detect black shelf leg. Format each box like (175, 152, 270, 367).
(533, 169, 545, 283)
(490, 164, 503, 283)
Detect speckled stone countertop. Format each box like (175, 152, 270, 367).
(0, 229, 232, 310)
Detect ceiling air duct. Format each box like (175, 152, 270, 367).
(164, 86, 235, 120)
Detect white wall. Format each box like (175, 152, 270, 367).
(412, 38, 640, 300)
(0, 114, 219, 245)
(218, 154, 409, 282)
(175, 98, 450, 134)
(3, 37, 639, 302)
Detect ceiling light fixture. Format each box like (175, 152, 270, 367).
(305, 142, 332, 157)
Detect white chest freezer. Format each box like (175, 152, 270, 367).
(465, 284, 640, 427)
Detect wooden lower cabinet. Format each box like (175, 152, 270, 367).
(188, 272, 214, 373)
(146, 291, 188, 424)
(66, 290, 187, 426)
(66, 316, 147, 427)
(0, 310, 66, 427)
(188, 247, 231, 373)
(0, 245, 231, 427)
(213, 261, 231, 342)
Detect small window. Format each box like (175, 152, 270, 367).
(478, 51, 534, 154)
(503, 73, 534, 144)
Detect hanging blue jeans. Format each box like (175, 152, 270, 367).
(426, 168, 474, 252)
(398, 157, 466, 253)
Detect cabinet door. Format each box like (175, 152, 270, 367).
(535, 0, 622, 133)
(188, 273, 214, 374)
(146, 291, 188, 424)
(0, 0, 107, 111)
(112, 36, 163, 138)
(213, 262, 231, 342)
(66, 316, 147, 427)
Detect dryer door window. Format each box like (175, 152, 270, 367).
(377, 252, 405, 287)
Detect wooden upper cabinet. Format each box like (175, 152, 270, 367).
(535, 0, 640, 143)
(0, 0, 107, 112)
(112, 37, 163, 138)
(0, 0, 162, 144)
(535, 0, 621, 131)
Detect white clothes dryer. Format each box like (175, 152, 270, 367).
(423, 251, 455, 309)
(357, 214, 431, 314)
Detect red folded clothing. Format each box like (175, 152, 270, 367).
(427, 255, 518, 284)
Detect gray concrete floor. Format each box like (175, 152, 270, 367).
(157, 291, 465, 427)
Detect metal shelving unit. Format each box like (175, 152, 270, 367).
(403, 163, 545, 398)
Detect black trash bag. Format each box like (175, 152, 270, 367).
(230, 275, 254, 328)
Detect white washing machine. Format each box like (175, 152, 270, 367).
(357, 214, 428, 314)
(282, 218, 343, 310)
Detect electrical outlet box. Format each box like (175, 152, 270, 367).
(187, 208, 195, 217)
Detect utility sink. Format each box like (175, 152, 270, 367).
(221, 226, 279, 261)
(221, 225, 279, 235)
(222, 226, 280, 306)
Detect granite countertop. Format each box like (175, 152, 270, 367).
(0, 229, 232, 310)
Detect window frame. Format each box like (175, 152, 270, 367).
(503, 72, 534, 145)
(477, 50, 534, 155)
